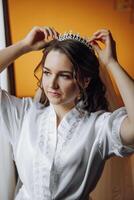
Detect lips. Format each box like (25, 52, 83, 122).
(48, 92, 61, 98)
(48, 91, 61, 95)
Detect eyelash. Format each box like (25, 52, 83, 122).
(43, 71, 50, 75)
(43, 71, 71, 79)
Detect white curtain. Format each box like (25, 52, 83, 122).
(0, 0, 16, 199)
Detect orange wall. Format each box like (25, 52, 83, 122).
(8, 0, 134, 97)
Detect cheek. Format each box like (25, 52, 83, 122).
(64, 82, 80, 96)
(42, 77, 48, 91)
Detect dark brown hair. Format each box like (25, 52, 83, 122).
(34, 39, 109, 113)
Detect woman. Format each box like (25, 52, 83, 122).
(0, 26, 134, 200)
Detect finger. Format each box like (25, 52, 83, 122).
(88, 33, 106, 42)
(94, 34, 108, 44)
(96, 32, 114, 48)
(36, 41, 47, 49)
(93, 29, 110, 36)
(44, 26, 59, 39)
(90, 32, 111, 47)
(44, 27, 53, 39)
(88, 35, 96, 42)
(39, 27, 50, 40)
(93, 32, 109, 40)
(90, 41, 101, 53)
(88, 38, 105, 50)
(51, 27, 59, 39)
(89, 36, 105, 43)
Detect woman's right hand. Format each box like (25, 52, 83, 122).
(0, 26, 59, 72)
(21, 26, 59, 52)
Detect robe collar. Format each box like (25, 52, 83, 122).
(49, 102, 87, 130)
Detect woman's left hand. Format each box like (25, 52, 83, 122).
(89, 29, 118, 67)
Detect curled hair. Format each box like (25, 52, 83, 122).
(34, 39, 109, 113)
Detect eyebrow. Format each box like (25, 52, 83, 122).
(43, 67, 73, 74)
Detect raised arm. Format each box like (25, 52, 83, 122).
(0, 26, 59, 73)
(89, 29, 134, 146)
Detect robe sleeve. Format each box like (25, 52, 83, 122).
(0, 88, 32, 147)
(95, 107, 134, 158)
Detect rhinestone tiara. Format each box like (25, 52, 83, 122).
(58, 31, 92, 50)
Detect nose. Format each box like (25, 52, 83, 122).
(49, 75, 59, 89)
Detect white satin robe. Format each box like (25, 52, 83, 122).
(0, 88, 134, 200)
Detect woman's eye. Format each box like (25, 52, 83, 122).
(61, 75, 71, 79)
(43, 71, 50, 75)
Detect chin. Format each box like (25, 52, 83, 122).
(48, 98, 63, 105)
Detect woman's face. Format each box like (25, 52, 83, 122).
(42, 50, 80, 107)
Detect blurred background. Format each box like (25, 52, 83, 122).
(0, 0, 134, 199)
(8, 0, 134, 98)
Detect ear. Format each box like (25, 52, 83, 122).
(83, 77, 91, 89)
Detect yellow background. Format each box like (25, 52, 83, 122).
(8, 0, 134, 98)
(8, 1, 134, 199)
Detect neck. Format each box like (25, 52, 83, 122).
(52, 103, 75, 122)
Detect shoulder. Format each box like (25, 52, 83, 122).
(0, 88, 35, 121)
(0, 87, 33, 106)
(85, 107, 127, 133)
(90, 107, 126, 122)
(85, 109, 109, 124)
